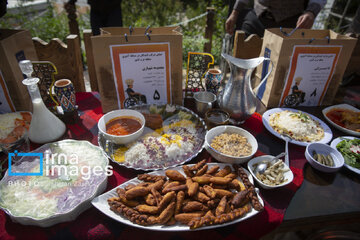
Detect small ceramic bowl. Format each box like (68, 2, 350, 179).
(98, 109, 145, 145)
(205, 125, 258, 164)
(305, 143, 344, 173)
(247, 155, 294, 189)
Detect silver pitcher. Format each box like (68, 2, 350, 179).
(217, 53, 273, 123)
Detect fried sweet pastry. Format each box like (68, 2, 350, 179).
(182, 201, 208, 212)
(175, 191, 185, 214)
(125, 186, 149, 200)
(165, 217, 177, 226)
(165, 170, 186, 182)
(108, 163, 262, 229)
(229, 179, 246, 192)
(203, 185, 217, 199)
(138, 174, 167, 182)
(145, 193, 157, 206)
(207, 199, 220, 209)
(150, 188, 162, 206)
(194, 191, 210, 203)
(189, 159, 206, 171)
(206, 165, 220, 175)
(204, 210, 215, 218)
(213, 189, 233, 198)
(108, 198, 151, 226)
(210, 177, 232, 185)
(186, 178, 199, 197)
(195, 164, 208, 176)
(147, 180, 164, 191)
(238, 168, 263, 211)
(158, 202, 176, 224)
(135, 204, 159, 214)
(158, 191, 176, 211)
(116, 188, 140, 207)
(215, 196, 227, 216)
(192, 176, 211, 184)
(124, 184, 136, 191)
(188, 204, 251, 229)
(175, 213, 204, 224)
(215, 166, 232, 177)
(182, 165, 194, 177)
(231, 190, 249, 208)
(162, 184, 187, 194)
(224, 173, 237, 179)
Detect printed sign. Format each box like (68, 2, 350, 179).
(279, 45, 342, 107)
(0, 70, 16, 113)
(110, 43, 171, 109)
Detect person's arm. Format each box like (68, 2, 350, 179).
(225, 0, 249, 35)
(297, 0, 327, 29)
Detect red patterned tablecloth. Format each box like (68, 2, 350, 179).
(0, 92, 308, 240)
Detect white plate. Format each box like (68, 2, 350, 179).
(322, 104, 360, 137)
(330, 136, 360, 174)
(91, 163, 263, 231)
(247, 155, 294, 189)
(262, 108, 333, 147)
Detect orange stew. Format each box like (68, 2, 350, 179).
(326, 108, 360, 132)
(106, 116, 142, 136)
(326, 109, 345, 127)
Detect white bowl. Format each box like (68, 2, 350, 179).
(98, 109, 145, 145)
(205, 125, 258, 164)
(305, 143, 344, 173)
(247, 155, 294, 189)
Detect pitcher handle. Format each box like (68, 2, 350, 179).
(252, 57, 273, 95)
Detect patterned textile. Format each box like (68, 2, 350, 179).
(0, 92, 307, 240)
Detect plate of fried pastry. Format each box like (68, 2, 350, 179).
(92, 161, 264, 231)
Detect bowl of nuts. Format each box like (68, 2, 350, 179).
(204, 125, 258, 164)
(305, 143, 344, 173)
(248, 155, 294, 189)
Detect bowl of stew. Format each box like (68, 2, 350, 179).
(98, 109, 145, 145)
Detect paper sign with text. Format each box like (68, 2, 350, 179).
(279, 45, 342, 107)
(110, 43, 171, 109)
(0, 70, 16, 113)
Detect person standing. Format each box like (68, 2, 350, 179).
(66, 0, 123, 36)
(225, 0, 327, 37)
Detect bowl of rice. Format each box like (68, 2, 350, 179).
(205, 125, 258, 164)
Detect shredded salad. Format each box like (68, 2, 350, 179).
(336, 138, 360, 169)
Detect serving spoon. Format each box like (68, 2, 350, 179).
(254, 152, 286, 174)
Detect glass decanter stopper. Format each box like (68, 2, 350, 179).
(19, 60, 66, 144)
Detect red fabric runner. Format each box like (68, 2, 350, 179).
(0, 92, 307, 240)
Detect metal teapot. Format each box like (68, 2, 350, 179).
(217, 53, 273, 123)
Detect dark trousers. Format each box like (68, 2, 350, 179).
(90, 7, 123, 35)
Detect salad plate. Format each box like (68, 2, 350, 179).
(98, 104, 207, 171)
(0, 140, 109, 227)
(262, 108, 332, 147)
(330, 136, 360, 174)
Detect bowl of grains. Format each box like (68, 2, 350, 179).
(205, 125, 258, 164)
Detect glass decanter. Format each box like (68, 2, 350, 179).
(19, 60, 66, 144)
